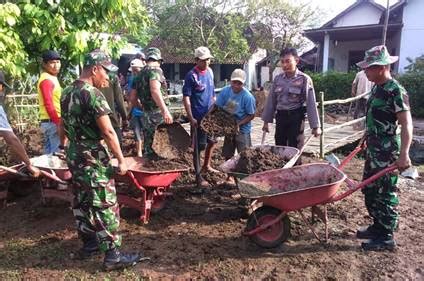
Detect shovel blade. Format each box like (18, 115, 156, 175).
(325, 153, 341, 166)
(401, 166, 419, 180)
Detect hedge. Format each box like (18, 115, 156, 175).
(306, 71, 424, 118)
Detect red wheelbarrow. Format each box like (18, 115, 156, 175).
(112, 157, 189, 224)
(238, 143, 398, 248)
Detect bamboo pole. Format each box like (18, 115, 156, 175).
(319, 91, 325, 159)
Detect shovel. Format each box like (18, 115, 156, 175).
(400, 166, 419, 180)
(260, 131, 267, 145)
(283, 135, 313, 168)
(152, 122, 191, 159)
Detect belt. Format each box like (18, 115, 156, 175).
(40, 119, 52, 123)
(277, 107, 305, 116)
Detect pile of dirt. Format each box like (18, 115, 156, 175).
(152, 123, 191, 159)
(235, 147, 288, 174)
(200, 108, 238, 137)
(252, 90, 268, 117)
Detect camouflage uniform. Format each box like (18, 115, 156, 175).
(61, 51, 121, 252)
(363, 79, 410, 233)
(132, 48, 169, 158)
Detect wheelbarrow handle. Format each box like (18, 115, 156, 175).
(39, 169, 67, 184)
(337, 138, 367, 170)
(0, 164, 29, 178)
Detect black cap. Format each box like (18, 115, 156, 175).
(0, 71, 11, 89)
(42, 50, 61, 62)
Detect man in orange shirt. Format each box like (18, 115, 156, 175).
(37, 50, 62, 154)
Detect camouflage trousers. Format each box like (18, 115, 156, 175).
(68, 146, 122, 252)
(362, 135, 400, 233)
(142, 110, 163, 158)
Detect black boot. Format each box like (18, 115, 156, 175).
(356, 224, 384, 239)
(103, 248, 147, 271)
(361, 233, 396, 251)
(73, 236, 100, 260)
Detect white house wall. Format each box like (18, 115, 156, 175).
(333, 4, 381, 27)
(398, 0, 424, 72)
(329, 39, 382, 72)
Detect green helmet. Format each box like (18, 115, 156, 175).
(145, 47, 162, 61)
(83, 49, 118, 72)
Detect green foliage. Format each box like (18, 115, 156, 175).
(307, 71, 356, 101)
(151, 0, 251, 63)
(0, 0, 151, 79)
(397, 73, 424, 118)
(404, 54, 424, 73)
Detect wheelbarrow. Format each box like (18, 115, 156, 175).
(238, 142, 398, 248)
(112, 156, 189, 224)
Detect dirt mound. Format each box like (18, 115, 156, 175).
(235, 147, 288, 174)
(200, 108, 238, 137)
(152, 123, 191, 159)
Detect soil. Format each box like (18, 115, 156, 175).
(0, 126, 423, 279)
(235, 147, 288, 174)
(200, 108, 238, 137)
(152, 122, 191, 159)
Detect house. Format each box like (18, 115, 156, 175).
(303, 0, 424, 73)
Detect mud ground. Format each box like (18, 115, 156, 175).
(0, 127, 423, 279)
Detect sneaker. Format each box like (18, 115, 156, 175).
(356, 224, 383, 240)
(361, 234, 396, 251)
(103, 249, 149, 271)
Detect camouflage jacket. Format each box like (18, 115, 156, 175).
(366, 79, 410, 138)
(132, 65, 168, 112)
(61, 80, 112, 167)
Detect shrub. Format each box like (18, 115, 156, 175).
(397, 73, 424, 118)
(307, 71, 356, 101)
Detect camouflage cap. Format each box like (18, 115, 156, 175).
(83, 49, 118, 72)
(145, 47, 162, 61)
(356, 45, 398, 69)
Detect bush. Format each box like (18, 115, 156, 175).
(397, 73, 424, 118)
(307, 71, 356, 101)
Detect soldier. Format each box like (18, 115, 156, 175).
(60, 50, 144, 271)
(129, 47, 173, 159)
(355, 45, 413, 251)
(0, 70, 40, 177)
(261, 47, 321, 162)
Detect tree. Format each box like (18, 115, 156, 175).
(0, 0, 151, 79)
(148, 0, 251, 63)
(246, 0, 321, 71)
(405, 55, 424, 73)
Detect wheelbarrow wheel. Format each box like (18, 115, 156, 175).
(246, 206, 291, 248)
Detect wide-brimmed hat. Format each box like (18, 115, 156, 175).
(194, 46, 213, 60)
(83, 49, 118, 72)
(145, 47, 162, 61)
(356, 45, 398, 69)
(128, 59, 145, 71)
(0, 71, 11, 89)
(230, 68, 246, 84)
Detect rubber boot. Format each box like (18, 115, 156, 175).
(103, 248, 144, 271)
(361, 233, 396, 251)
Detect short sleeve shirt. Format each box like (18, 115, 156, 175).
(61, 80, 112, 143)
(183, 67, 215, 120)
(0, 105, 12, 132)
(216, 86, 256, 134)
(366, 79, 410, 137)
(132, 66, 168, 112)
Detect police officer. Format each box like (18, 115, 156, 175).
(355, 45, 413, 251)
(129, 47, 173, 159)
(261, 47, 321, 159)
(60, 50, 143, 271)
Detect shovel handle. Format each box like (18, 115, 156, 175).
(261, 131, 267, 145)
(283, 135, 313, 168)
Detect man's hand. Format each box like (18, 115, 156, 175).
(190, 118, 198, 128)
(117, 161, 128, 176)
(162, 109, 173, 124)
(395, 154, 411, 172)
(27, 165, 41, 178)
(312, 127, 322, 137)
(262, 123, 269, 133)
